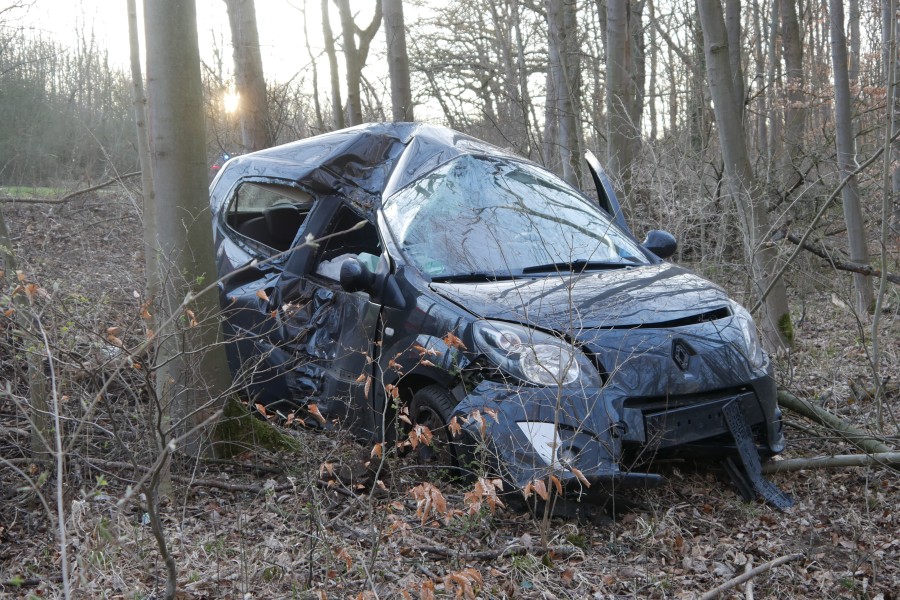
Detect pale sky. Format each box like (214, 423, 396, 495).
(20, 0, 383, 84)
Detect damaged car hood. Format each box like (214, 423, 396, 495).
(429, 263, 731, 331)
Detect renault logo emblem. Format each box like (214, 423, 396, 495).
(672, 339, 692, 371)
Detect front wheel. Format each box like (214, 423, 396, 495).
(408, 385, 458, 467)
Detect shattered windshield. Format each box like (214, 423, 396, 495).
(382, 155, 649, 279)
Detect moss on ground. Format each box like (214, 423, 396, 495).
(778, 311, 795, 346)
(214, 397, 303, 457)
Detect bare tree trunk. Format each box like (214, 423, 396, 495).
(382, 0, 414, 122)
(752, 0, 768, 157)
(224, 0, 272, 151)
(127, 0, 158, 302)
(128, 0, 171, 498)
(335, 0, 383, 126)
(883, 0, 900, 232)
(512, 0, 536, 155)
(765, 0, 781, 169)
(302, 0, 325, 131)
(144, 0, 233, 458)
(322, 0, 344, 129)
(725, 0, 744, 124)
(606, 0, 634, 196)
(848, 0, 860, 85)
(697, 0, 793, 350)
(628, 0, 645, 137)
(829, 0, 874, 314)
(546, 0, 582, 186)
(648, 0, 658, 140)
(780, 0, 805, 190)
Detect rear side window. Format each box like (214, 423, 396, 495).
(225, 182, 315, 252)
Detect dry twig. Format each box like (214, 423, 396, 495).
(0, 171, 141, 204)
(698, 553, 804, 600)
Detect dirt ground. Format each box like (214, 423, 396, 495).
(1, 191, 898, 599)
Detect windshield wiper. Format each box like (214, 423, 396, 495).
(430, 271, 518, 283)
(521, 259, 633, 274)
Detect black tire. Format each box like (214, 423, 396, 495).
(408, 385, 458, 468)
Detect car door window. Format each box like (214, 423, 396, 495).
(311, 205, 382, 280)
(225, 182, 315, 252)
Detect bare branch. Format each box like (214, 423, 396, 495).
(698, 553, 804, 600)
(0, 172, 142, 204)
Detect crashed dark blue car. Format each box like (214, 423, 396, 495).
(210, 123, 788, 505)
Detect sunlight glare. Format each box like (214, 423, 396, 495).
(223, 91, 240, 113)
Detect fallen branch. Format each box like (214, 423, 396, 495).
(698, 553, 804, 600)
(784, 232, 900, 285)
(761, 451, 900, 473)
(0, 171, 141, 204)
(418, 543, 582, 562)
(777, 390, 893, 455)
(79, 456, 294, 493)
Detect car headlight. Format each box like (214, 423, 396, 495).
(730, 301, 766, 369)
(472, 320, 602, 387)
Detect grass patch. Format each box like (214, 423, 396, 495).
(0, 186, 64, 198)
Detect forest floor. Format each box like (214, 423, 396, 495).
(1, 191, 898, 599)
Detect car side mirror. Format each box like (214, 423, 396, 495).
(642, 230, 677, 259)
(339, 257, 376, 294)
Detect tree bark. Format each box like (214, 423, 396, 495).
(848, 0, 860, 85)
(144, 0, 233, 461)
(725, 0, 744, 124)
(606, 0, 634, 196)
(321, 0, 345, 129)
(780, 0, 806, 191)
(546, 0, 582, 186)
(382, 0, 414, 122)
(335, 0, 383, 126)
(224, 0, 272, 151)
(829, 0, 874, 313)
(127, 0, 158, 304)
(697, 0, 793, 350)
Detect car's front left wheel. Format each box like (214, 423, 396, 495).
(408, 385, 458, 468)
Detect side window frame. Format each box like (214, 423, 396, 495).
(222, 178, 317, 256)
(307, 203, 383, 284)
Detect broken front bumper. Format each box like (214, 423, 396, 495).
(452, 377, 780, 500)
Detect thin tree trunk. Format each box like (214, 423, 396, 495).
(335, 0, 383, 126)
(766, 0, 781, 170)
(322, 0, 344, 129)
(829, 0, 874, 313)
(780, 0, 805, 190)
(224, 0, 272, 151)
(648, 0, 658, 140)
(848, 0, 860, 85)
(302, 0, 325, 131)
(128, 0, 170, 497)
(725, 0, 744, 124)
(697, 0, 793, 350)
(606, 0, 634, 196)
(127, 0, 158, 303)
(752, 0, 768, 158)
(547, 0, 582, 186)
(382, 0, 414, 122)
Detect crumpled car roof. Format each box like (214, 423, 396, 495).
(216, 123, 516, 215)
